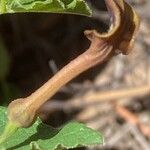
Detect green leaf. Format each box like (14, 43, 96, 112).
(0, 37, 10, 80)
(0, 0, 92, 16)
(0, 107, 104, 150)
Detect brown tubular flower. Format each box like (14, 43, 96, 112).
(8, 0, 140, 128)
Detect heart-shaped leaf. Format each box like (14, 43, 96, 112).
(0, 0, 92, 16)
(0, 107, 103, 150)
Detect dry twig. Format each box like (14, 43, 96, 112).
(115, 104, 150, 137)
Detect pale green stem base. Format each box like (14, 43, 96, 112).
(0, 121, 18, 144)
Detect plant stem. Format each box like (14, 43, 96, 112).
(0, 121, 18, 144)
(0, 0, 6, 13)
